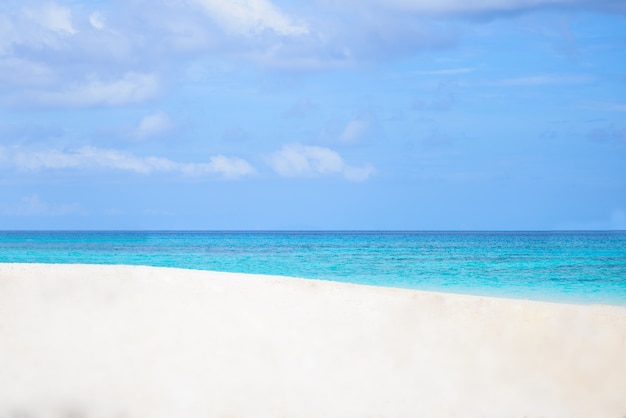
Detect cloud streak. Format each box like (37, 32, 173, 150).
(6, 146, 256, 179)
(19, 72, 160, 107)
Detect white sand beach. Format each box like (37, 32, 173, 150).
(1, 263, 625, 418)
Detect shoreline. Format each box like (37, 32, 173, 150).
(1, 263, 625, 417)
(3, 261, 623, 307)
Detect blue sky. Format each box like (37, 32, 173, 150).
(0, 0, 625, 230)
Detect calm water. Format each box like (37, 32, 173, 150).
(1, 231, 625, 305)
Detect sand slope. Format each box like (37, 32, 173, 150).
(1, 263, 625, 418)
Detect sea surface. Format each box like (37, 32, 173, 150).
(1, 231, 625, 305)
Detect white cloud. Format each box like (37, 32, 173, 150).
(134, 111, 174, 139)
(267, 144, 375, 181)
(23, 2, 77, 35)
(0, 3, 79, 55)
(344, 165, 377, 182)
(89, 12, 105, 30)
(340, 119, 370, 145)
(182, 155, 257, 179)
(268, 145, 343, 175)
(190, 0, 308, 36)
(8, 146, 255, 180)
(24, 72, 159, 107)
(15, 146, 157, 173)
(0, 0, 620, 87)
(307, 0, 623, 66)
(0, 0, 500, 79)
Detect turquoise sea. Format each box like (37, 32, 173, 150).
(1, 231, 625, 305)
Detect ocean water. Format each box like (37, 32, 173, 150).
(1, 231, 625, 305)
